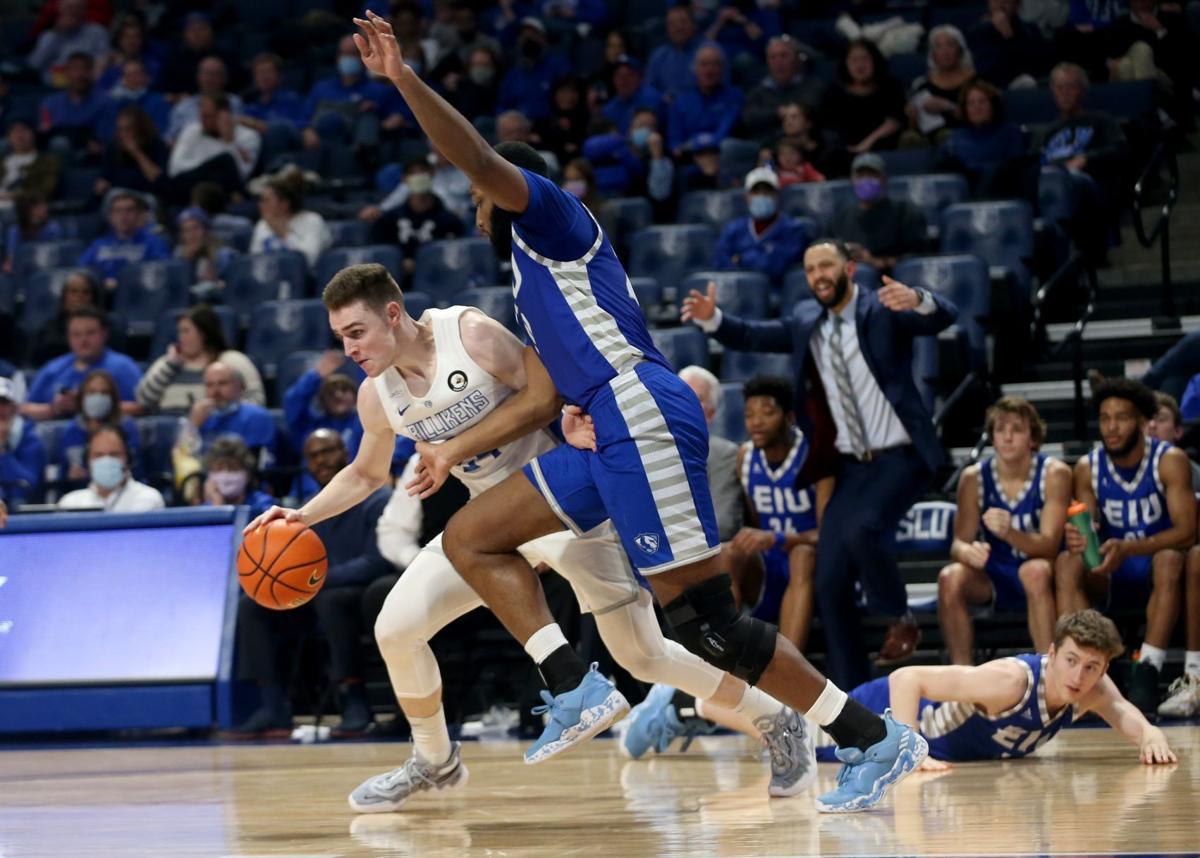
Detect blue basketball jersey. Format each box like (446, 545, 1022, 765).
(510, 169, 672, 408)
(978, 452, 1048, 566)
(740, 428, 818, 550)
(1088, 437, 1173, 541)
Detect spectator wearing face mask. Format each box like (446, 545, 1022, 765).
(301, 36, 394, 153)
(368, 160, 465, 278)
(55, 369, 141, 487)
(826, 152, 928, 273)
(497, 18, 570, 121)
(58, 424, 164, 512)
(195, 436, 276, 517)
(713, 167, 813, 284)
(0, 378, 46, 508)
(560, 158, 605, 216)
(443, 46, 501, 123)
(580, 117, 646, 197)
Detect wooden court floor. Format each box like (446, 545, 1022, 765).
(1, 726, 1197, 857)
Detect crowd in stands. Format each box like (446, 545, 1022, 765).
(2, 0, 1200, 736)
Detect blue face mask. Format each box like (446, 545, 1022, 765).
(630, 127, 652, 149)
(338, 56, 363, 78)
(748, 193, 778, 220)
(853, 176, 884, 202)
(90, 455, 125, 490)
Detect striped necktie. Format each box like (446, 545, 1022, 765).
(828, 314, 869, 457)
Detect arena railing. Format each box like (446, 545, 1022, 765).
(1131, 139, 1181, 329)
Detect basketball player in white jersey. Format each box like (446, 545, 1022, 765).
(247, 264, 815, 811)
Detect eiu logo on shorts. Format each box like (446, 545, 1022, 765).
(634, 532, 660, 554)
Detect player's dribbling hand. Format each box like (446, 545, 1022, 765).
(407, 440, 452, 499)
(877, 276, 921, 312)
(243, 505, 306, 535)
(562, 405, 596, 451)
(1140, 727, 1177, 765)
(680, 282, 717, 323)
(353, 10, 408, 83)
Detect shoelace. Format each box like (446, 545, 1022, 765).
(677, 716, 717, 753)
(1165, 674, 1198, 696)
(756, 712, 807, 775)
(379, 758, 436, 792)
(532, 689, 573, 728)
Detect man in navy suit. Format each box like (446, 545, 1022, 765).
(683, 238, 957, 688)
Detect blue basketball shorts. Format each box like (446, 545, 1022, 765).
(524, 361, 721, 574)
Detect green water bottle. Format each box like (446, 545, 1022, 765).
(1067, 501, 1104, 570)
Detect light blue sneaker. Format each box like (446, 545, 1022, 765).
(524, 663, 629, 765)
(620, 684, 685, 759)
(814, 710, 928, 813)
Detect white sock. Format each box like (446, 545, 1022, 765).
(1184, 650, 1200, 678)
(805, 679, 849, 727)
(1139, 643, 1166, 671)
(696, 686, 784, 738)
(408, 706, 453, 767)
(523, 624, 569, 664)
(733, 685, 783, 722)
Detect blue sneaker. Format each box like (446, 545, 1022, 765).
(814, 710, 928, 813)
(620, 684, 685, 759)
(524, 663, 629, 765)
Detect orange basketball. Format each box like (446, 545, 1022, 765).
(237, 519, 328, 610)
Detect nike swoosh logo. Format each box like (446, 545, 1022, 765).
(398, 404, 411, 417)
(308, 571, 325, 587)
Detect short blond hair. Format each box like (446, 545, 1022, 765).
(1053, 609, 1124, 660)
(985, 395, 1046, 449)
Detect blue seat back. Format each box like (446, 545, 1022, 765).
(649, 326, 708, 371)
(113, 259, 194, 331)
(890, 173, 968, 224)
(411, 238, 499, 304)
(680, 271, 770, 319)
(315, 245, 405, 289)
(325, 219, 371, 248)
(628, 276, 662, 318)
(893, 254, 989, 369)
(150, 306, 239, 358)
(713, 381, 746, 443)
(780, 180, 855, 227)
(892, 500, 957, 553)
(719, 138, 760, 187)
(878, 148, 936, 176)
(603, 197, 653, 256)
(244, 299, 331, 377)
(21, 268, 77, 331)
(404, 290, 434, 320)
(678, 189, 748, 229)
(720, 350, 795, 383)
(136, 415, 181, 485)
(940, 201, 1034, 293)
(457, 286, 521, 337)
(628, 225, 716, 299)
(13, 239, 85, 282)
(225, 251, 310, 320)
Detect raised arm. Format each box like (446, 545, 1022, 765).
(353, 11, 529, 214)
(681, 282, 795, 353)
(888, 661, 1027, 732)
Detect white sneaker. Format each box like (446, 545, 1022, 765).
(348, 743, 468, 813)
(1157, 673, 1200, 719)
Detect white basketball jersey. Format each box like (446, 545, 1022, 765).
(373, 306, 557, 497)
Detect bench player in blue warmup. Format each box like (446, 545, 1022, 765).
(1057, 376, 1196, 717)
(813, 610, 1177, 769)
(353, 11, 927, 811)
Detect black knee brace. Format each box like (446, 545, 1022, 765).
(663, 573, 778, 685)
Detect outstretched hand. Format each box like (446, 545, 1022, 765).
(877, 276, 921, 312)
(406, 440, 453, 499)
(353, 10, 408, 82)
(681, 281, 718, 323)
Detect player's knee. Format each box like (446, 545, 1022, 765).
(663, 573, 777, 686)
(1153, 549, 1184, 584)
(1019, 559, 1052, 594)
(938, 563, 967, 600)
(373, 607, 425, 657)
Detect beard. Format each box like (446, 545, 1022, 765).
(814, 271, 850, 308)
(1103, 429, 1142, 459)
(488, 205, 514, 260)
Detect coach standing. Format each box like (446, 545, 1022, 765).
(683, 238, 957, 688)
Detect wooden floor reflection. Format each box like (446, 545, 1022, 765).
(1, 726, 1197, 857)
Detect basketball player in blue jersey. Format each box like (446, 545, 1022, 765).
(938, 396, 1071, 664)
(732, 374, 833, 650)
(352, 11, 927, 812)
(814, 609, 1177, 769)
(1056, 377, 1196, 717)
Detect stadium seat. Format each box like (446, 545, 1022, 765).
(628, 225, 716, 299)
(0, 272, 12, 314)
(940, 201, 1035, 300)
(314, 245, 405, 289)
(892, 500, 956, 553)
(720, 350, 795, 383)
(893, 254, 990, 370)
(225, 251, 310, 322)
(879, 148, 937, 176)
(12, 240, 85, 283)
(887, 51, 928, 86)
(210, 219, 253, 253)
(21, 268, 80, 331)
(325, 219, 371, 249)
(150, 306, 239, 358)
(603, 197, 653, 256)
(1036, 166, 1078, 227)
(680, 271, 770, 319)
(404, 290, 434, 320)
(650, 326, 709, 371)
(112, 259, 194, 335)
(136, 415, 181, 487)
(58, 166, 101, 202)
(411, 238, 499, 304)
(276, 350, 364, 398)
(245, 300, 332, 377)
(457, 286, 521, 337)
(719, 138, 760, 187)
(629, 276, 663, 319)
(890, 173, 968, 225)
(57, 212, 105, 242)
(32, 419, 71, 488)
(678, 189, 748, 230)
(780, 180, 855, 227)
(1005, 80, 1155, 126)
(713, 381, 746, 442)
